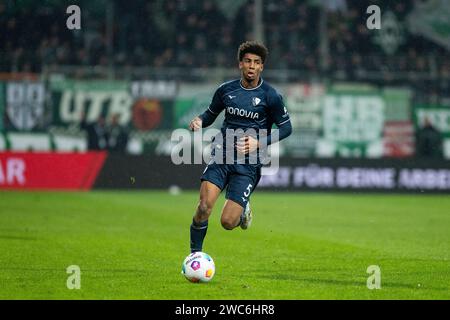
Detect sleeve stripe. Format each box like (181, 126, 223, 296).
(277, 118, 290, 126)
(208, 107, 218, 115)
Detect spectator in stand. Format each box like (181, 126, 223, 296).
(80, 113, 109, 151)
(415, 117, 443, 159)
(1, 0, 449, 81)
(107, 114, 129, 154)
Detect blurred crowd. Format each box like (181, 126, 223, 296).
(0, 0, 449, 81)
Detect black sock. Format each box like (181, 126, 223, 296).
(190, 219, 208, 253)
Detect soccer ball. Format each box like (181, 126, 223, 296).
(181, 252, 215, 283)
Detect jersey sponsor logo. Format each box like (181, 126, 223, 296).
(226, 106, 259, 119)
(252, 97, 261, 106)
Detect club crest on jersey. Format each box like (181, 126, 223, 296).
(252, 97, 261, 106)
(226, 106, 259, 119)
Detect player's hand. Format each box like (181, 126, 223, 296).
(189, 117, 202, 131)
(237, 136, 259, 154)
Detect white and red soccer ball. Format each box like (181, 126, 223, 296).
(181, 252, 215, 283)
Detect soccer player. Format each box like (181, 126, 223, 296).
(188, 41, 292, 253)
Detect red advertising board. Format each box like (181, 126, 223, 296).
(0, 152, 107, 190)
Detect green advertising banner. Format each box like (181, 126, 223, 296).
(283, 83, 324, 157)
(321, 84, 385, 158)
(414, 104, 450, 135)
(382, 87, 412, 122)
(50, 78, 130, 126)
(319, 84, 413, 158)
(49, 79, 174, 131)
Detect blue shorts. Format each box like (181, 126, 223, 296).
(200, 163, 262, 208)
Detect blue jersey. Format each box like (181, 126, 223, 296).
(200, 78, 291, 165)
(206, 78, 290, 133)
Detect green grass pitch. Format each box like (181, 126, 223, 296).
(0, 190, 449, 299)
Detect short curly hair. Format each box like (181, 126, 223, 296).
(237, 41, 268, 64)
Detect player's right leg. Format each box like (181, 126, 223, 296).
(190, 181, 221, 253)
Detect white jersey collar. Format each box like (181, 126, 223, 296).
(239, 78, 264, 91)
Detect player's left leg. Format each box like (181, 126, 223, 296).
(220, 199, 245, 230)
(220, 164, 261, 230)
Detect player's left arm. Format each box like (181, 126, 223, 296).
(263, 91, 292, 146)
(238, 91, 292, 154)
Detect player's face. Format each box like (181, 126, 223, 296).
(239, 53, 264, 83)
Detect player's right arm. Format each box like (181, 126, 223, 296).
(189, 86, 225, 131)
(189, 116, 202, 131)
